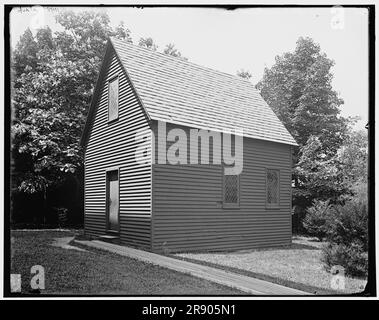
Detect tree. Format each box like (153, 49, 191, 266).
(294, 129, 367, 205)
(300, 129, 368, 275)
(138, 37, 158, 51)
(13, 28, 39, 77)
(55, 10, 115, 59)
(256, 37, 354, 221)
(11, 11, 130, 225)
(114, 21, 133, 43)
(321, 198, 368, 278)
(12, 10, 136, 191)
(11, 10, 188, 225)
(163, 43, 187, 60)
(35, 26, 54, 51)
(12, 48, 83, 198)
(337, 130, 368, 186)
(303, 199, 331, 241)
(256, 37, 350, 154)
(236, 69, 252, 81)
(294, 135, 347, 203)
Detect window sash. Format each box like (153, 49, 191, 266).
(266, 169, 280, 207)
(222, 170, 240, 208)
(108, 76, 119, 122)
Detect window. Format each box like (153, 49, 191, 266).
(223, 171, 240, 208)
(266, 169, 280, 207)
(108, 76, 119, 122)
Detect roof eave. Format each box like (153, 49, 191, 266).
(80, 38, 153, 149)
(149, 117, 298, 146)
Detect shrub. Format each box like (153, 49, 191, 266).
(322, 242, 368, 278)
(326, 200, 368, 251)
(322, 198, 368, 278)
(302, 200, 331, 241)
(292, 205, 307, 235)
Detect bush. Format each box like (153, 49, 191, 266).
(326, 200, 368, 251)
(11, 174, 84, 228)
(292, 205, 307, 235)
(322, 199, 368, 278)
(322, 243, 368, 278)
(302, 200, 331, 241)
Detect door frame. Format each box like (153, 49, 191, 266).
(105, 166, 120, 233)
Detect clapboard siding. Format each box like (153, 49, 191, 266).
(151, 121, 292, 253)
(84, 46, 152, 249)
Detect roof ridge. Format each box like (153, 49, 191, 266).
(108, 37, 297, 146)
(110, 37, 255, 87)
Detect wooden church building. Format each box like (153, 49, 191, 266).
(80, 38, 297, 253)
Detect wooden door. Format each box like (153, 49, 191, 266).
(107, 170, 119, 231)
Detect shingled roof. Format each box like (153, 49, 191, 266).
(82, 38, 297, 146)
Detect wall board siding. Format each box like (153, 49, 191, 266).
(151, 121, 292, 253)
(84, 48, 152, 249)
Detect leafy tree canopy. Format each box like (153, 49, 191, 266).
(294, 130, 367, 204)
(256, 37, 364, 213)
(163, 43, 188, 60)
(138, 37, 158, 51)
(236, 69, 252, 81)
(256, 37, 351, 155)
(12, 10, 186, 194)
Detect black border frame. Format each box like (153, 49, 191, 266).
(3, 4, 376, 299)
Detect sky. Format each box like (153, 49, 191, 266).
(10, 6, 369, 130)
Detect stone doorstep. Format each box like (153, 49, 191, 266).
(98, 235, 119, 240)
(75, 239, 309, 296)
(97, 234, 120, 244)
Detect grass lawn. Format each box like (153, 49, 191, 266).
(175, 236, 367, 295)
(10, 230, 244, 295)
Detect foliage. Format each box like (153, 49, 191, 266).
(113, 21, 133, 43)
(138, 37, 158, 51)
(13, 28, 39, 76)
(302, 200, 331, 241)
(294, 135, 348, 204)
(12, 11, 111, 194)
(292, 128, 367, 236)
(322, 243, 368, 278)
(236, 69, 252, 80)
(256, 37, 350, 152)
(12, 10, 187, 195)
(326, 199, 368, 250)
(294, 130, 367, 206)
(336, 130, 368, 188)
(255, 38, 360, 235)
(321, 192, 368, 278)
(163, 43, 187, 60)
(11, 9, 187, 225)
(256, 37, 356, 225)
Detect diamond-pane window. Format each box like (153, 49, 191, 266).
(223, 173, 240, 207)
(267, 169, 279, 206)
(108, 77, 119, 121)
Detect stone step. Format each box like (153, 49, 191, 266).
(97, 234, 120, 244)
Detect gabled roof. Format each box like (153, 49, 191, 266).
(81, 38, 297, 147)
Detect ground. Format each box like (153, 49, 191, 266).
(10, 230, 244, 295)
(175, 236, 367, 295)
(11, 230, 367, 295)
